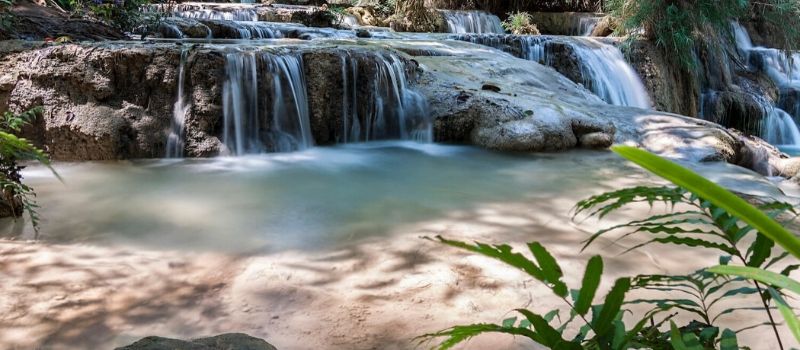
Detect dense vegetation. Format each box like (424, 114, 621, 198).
(422, 147, 800, 349)
(606, 0, 800, 68)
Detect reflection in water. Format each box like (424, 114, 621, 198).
(5, 143, 794, 253)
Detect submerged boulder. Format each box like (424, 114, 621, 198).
(116, 333, 277, 350)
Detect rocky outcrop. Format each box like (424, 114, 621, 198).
(116, 333, 277, 350)
(0, 39, 796, 179)
(0, 41, 224, 160)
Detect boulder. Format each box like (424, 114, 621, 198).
(116, 333, 277, 350)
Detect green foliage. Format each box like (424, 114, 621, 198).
(420, 236, 680, 350)
(88, 0, 151, 32)
(591, 145, 800, 346)
(606, 0, 800, 69)
(501, 11, 538, 35)
(423, 146, 800, 349)
(0, 107, 57, 234)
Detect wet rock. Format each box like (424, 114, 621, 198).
(116, 333, 277, 350)
(625, 40, 701, 117)
(578, 132, 613, 149)
(0, 42, 225, 160)
(158, 18, 212, 39)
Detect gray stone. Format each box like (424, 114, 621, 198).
(116, 333, 277, 350)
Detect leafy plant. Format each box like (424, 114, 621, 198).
(578, 146, 800, 348)
(0, 107, 58, 234)
(418, 236, 724, 349)
(501, 11, 539, 35)
(423, 146, 800, 349)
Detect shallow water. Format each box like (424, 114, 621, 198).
(5, 143, 794, 253)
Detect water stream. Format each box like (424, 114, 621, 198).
(441, 10, 505, 34)
(8, 145, 789, 252)
(166, 49, 189, 158)
(453, 34, 651, 108)
(731, 22, 800, 148)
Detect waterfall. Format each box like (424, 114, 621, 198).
(267, 55, 314, 152)
(453, 35, 651, 108)
(171, 7, 259, 21)
(339, 53, 431, 143)
(571, 17, 599, 36)
(442, 11, 505, 34)
(167, 49, 190, 158)
(731, 22, 800, 147)
(222, 50, 313, 155)
(762, 108, 800, 145)
(223, 51, 261, 155)
(566, 39, 651, 108)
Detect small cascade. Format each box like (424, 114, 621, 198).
(441, 11, 505, 34)
(222, 51, 261, 155)
(453, 35, 651, 108)
(166, 49, 190, 158)
(221, 50, 313, 155)
(762, 107, 800, 145)
(571, 16, 599, 36)
(176, 9, 258, 21)
(267, 55, 314, 152)
(730, 22, 800, 147)
(339, 53, 431, 143)
(567, 39, 651, 108)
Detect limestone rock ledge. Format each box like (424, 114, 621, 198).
(0, 39, 796, 179)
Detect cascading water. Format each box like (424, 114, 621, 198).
(571, 16, 599, 36)
(339, 53, 431, 143)
(177, 9, 258, 21)
(731, 22, 800, 146)
(441, 11, 505, 34)
(267, 55, 314, 152)
(222, 50, 313, 155)
(762, 107, 800, 145)
(167, 49, 190, 158)
(453, 35, 651, 108)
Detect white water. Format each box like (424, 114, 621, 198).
(166, 49, 190, 158)
(442, 10, 505, 34)
(220, 48, 431, 155)
(731, 22, 800, 146)
(174, 8, 259, 21)
(222, 51, 262, 155)
(340, 53, 431, 143)
(267, 55, 314, 152)
(571, 16, 599, 36)
(762, 107, 800, 145)
(569, 39, 651, 108)
(222, 50, 313, 155)
(456, 35, 651, 108)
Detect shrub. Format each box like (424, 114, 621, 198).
(502, 11, 540, 35)
(606, 0, 800, 69)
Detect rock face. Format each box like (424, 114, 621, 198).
(116, 333, 277, 350)
(0, 42, 224, 160)
(625, 40, 701, 117)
